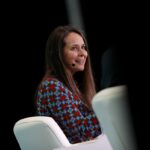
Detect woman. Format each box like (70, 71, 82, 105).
(35, 25, 102, 144)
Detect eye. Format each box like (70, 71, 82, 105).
(82, 45, 87, 50)
(71, 46, 78, 51)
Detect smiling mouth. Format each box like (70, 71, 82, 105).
(75, 60, 85, 65)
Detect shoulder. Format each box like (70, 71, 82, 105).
(39, 77, 61, 87)
(39, 77, 69, 93)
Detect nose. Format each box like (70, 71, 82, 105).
(79, 49, 88, 58)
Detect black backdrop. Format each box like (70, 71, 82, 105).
(3, 1, 149, 150)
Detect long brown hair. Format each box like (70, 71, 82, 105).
(44, 25, 96, 107)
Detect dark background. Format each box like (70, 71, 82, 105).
(2, 1, 149, 149)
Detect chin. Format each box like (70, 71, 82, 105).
(78, 67, 85, 71)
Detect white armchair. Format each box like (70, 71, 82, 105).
(13, 116, 71, 150)
(13, 116, 112, 150)
(92, 85, 137, 150)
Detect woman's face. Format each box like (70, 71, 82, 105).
(63, 32, 88, 74)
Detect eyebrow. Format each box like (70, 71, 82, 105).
(70, 43, 86, 47)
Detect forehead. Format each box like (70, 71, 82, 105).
(64, 32, 84, 45)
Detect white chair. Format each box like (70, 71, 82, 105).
(13, 116, 71, 150)
(13, 116, 113, 150)
(92, 85, 137, 150)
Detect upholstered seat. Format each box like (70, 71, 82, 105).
(92, 85, 137, 150)
(13, 116, 71, 150)
(13, 116, 112, 150)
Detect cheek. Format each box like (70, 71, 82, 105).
(63, 52, 76, 66)
(85, 51, 88, 58)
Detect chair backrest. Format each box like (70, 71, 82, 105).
(13, 116, 71, 150)
(92, 85, 137, 150)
